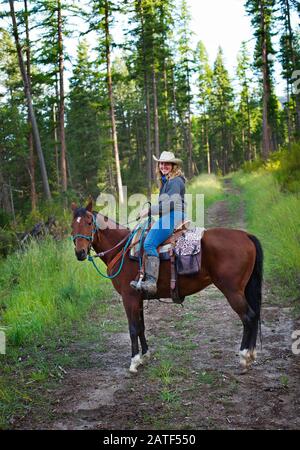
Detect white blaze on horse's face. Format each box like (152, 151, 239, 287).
(77, 217, 81, 223)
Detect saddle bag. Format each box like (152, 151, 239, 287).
(175, 245, 201, 276)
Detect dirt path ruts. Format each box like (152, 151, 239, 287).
(16, 179, 300, 430)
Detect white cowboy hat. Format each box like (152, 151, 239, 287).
(153, 151, 182, 165)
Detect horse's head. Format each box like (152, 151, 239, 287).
(71, 200, 96, 261)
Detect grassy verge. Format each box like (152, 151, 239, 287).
(187, 173, 224, 208)
(231, 170, 300, 303)
(0, 237, 118, 428)
(187, 174, 225, 224)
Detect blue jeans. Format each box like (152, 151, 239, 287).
(144, 211, 186, 257)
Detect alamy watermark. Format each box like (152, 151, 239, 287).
(94, 189, 205, 230)
(291, 330, 300, 355)
(0, 329, 6, 355)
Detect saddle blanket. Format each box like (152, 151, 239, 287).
(174, 227, 205, 256)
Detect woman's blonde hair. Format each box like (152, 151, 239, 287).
(155, 163, 186, 188)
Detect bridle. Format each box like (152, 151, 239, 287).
(71, 210, 151, 279)
(72, 212, 133, 258)
(72, 212, 99, 252)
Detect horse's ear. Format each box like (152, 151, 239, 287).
(71, 202, 77, 213)
(86, 198, 93, 212)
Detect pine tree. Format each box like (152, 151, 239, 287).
(88, 0, 124, 202)
(195, 41, 213, 173)
(209, 47, 235, 174)
(9, 0, 52, 201)
(173, 0, 195, 177)
(236, 42, 253, 162)
(24, 0, 37, 210)
(277, 0, 300, 138)
(67, 39, 105, 196)
(245, 0, 277, 159)
(58, 0, 67, 192)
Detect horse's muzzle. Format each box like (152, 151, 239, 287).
(75, 248, 87, 261)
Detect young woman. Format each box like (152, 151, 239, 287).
(131, 151, 186, 295)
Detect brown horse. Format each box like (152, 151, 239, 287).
(71, 200, 263, 373)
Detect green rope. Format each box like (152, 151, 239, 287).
(72, 233, 93, 241)
(87, 223, 143, 279)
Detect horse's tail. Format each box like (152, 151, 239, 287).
(245, 234, 263, 346)
(245, 234, 263, 318)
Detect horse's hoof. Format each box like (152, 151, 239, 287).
(141, 350, 151, 363)
(129, 354, 143, 373)
(239, 349, 252, 369)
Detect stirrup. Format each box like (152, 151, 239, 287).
(130, 280, 141, 291)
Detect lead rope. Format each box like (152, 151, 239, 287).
(87, 225, 142, 279)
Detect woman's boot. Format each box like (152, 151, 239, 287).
(130, 255, 160, 295)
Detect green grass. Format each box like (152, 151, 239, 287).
(232, 170, 300, 301)
(0, 237, 116, 428)
(0, 237, 113, 346)
(187, 173, 224, 207)
(197, 370, 219, 386)
(186, 174, 225, 223)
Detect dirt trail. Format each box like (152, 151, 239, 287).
(16, 179, 300, 430)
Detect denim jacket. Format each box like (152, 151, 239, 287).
(150, 176, 186, 216)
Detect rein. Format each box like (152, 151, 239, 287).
(87, 223, 144, 279)
(72, 208, 152, 280)
(86, 220, 149, 280)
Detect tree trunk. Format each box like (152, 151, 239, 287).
(186, 67, 194, 178)
(24, 0, 37, 211)
(138, 0, 152, 197)
(204, 115, 211, 174)
(9, 0, 51, 201)
(187, 110, 193, 178)
(260, 0, 272, 159)
(286, 77, 292, 148)
(152, 67, 160, 158)
(58, 0, 67, 192)
(0, 161, 12, 214)
(285, 0, 300, 135)
(53, 102, 60, 188)
(246, 93, 252, 160)
(104, 0, 124, 204)
(145, 73, 152, 197)
(163, 61, 170, 150)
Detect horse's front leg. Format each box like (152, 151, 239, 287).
(139, 302, 150, 362)
(123, 294, 148, 373)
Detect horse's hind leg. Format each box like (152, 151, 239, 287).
(222, 289, 257, 369)
(240, 306, 258, 367)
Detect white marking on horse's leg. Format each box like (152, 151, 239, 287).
(129, 354, 143, 373)
(239, 349, 252, 368)
(141, 350, 151, 364)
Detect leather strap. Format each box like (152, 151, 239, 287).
(170, 247, 176, 292)
(106, 228, 186, 276)
(107, 245, 131, 275)
(161, 228, 186, 246)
